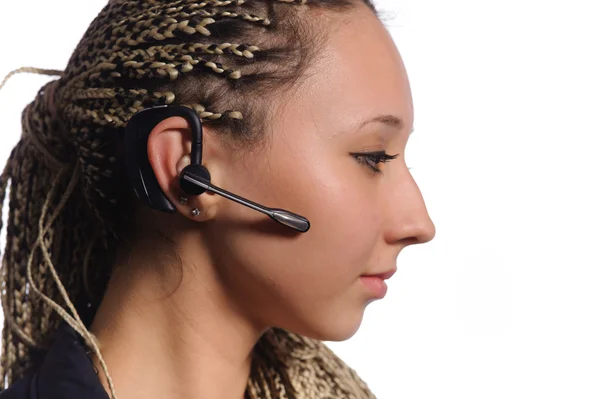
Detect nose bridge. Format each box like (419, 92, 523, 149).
(384, 168, 436, 245)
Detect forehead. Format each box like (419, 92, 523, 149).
(281, 7, 414, 138)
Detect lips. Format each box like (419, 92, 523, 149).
(361, 268, 396, 280)
(359, 268, 396, 299)
(360, 275, 388, 298)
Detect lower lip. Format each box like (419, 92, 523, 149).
(360, 276, 388, 298)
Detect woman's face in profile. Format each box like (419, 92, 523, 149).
(203, 4, 436, 341)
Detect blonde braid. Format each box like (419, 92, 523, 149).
(0, 0, 378, 398)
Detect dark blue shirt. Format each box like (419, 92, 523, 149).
(0, 321, 109, 399)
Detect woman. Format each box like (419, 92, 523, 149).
(0, 0, 436, 398)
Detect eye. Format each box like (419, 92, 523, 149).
(351, 151, 400, 174)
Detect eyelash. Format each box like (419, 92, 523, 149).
(351, 151, 400, 174)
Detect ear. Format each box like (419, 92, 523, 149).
(146, 115, 225, 222)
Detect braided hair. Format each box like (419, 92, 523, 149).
(0, 0, 379, 398)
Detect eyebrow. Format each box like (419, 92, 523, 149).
(359, 114, 414, 135)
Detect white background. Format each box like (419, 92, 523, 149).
(1, 1, 600, 398)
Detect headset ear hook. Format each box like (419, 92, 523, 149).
(124, 104, 202, 214)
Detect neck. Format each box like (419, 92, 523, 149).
(88, 235, 265, 399)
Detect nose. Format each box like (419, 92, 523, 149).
(384, 168, 436, 246)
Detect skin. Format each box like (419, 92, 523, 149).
(89, 4, 436, 399)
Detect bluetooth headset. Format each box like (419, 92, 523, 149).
(123, 104, 310, 233)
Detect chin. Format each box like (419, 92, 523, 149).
(291, 308, 366, 342)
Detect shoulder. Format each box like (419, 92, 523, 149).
(0, 370, 37, 399)
(0, 321, 107, 399)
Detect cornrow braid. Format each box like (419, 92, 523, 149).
(129, 42, 262, 59)
(0, 0, 378, 398)
(93, 54, 243, 82)
(277, 0, 308, 4)
(107, 10, 270, 48)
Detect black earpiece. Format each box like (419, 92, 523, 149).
(123, 105, 310, 233)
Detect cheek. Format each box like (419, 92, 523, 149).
(224, 165, 379, 286)
(308, 184, 378, 273)
(211, 137, 381, 309)
(267, 150, 381, 289)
